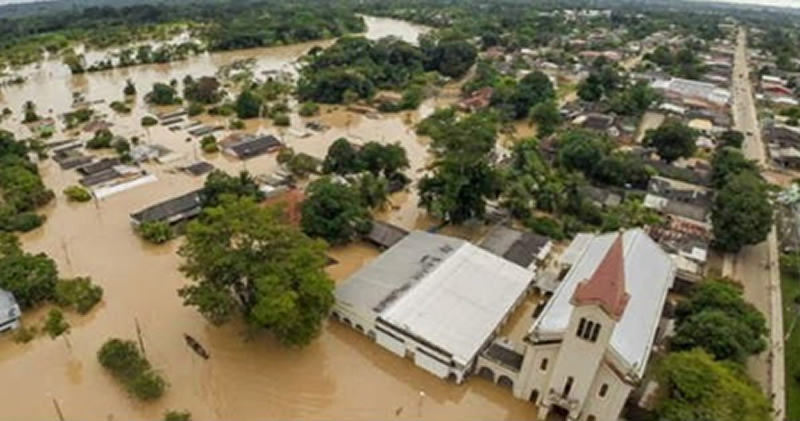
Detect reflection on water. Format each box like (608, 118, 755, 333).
(0, 16, 534, 421)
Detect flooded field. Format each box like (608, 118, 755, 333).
(0, 16, 535, 421)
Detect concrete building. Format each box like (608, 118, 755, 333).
(333, 231, 533, 383)
(476, 229, 674, 421)
(0, 289, 21, 333)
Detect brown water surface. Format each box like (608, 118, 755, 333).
(0, 17, 534, 421)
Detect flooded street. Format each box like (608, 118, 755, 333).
(0, 16, 535, 421)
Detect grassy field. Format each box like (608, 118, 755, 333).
(781, 260, 800, 421)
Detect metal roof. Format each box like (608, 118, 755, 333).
(532, 229, 674, 377)
(336, 231, 532, 366)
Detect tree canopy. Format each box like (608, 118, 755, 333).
(179, 196, 333, 346)
(644, 119, 697, 163)
(711, 172, 772, 252)
(300, 178, 372, 245)
(654, 350, 771, 421)
(145, 83, 180, 105)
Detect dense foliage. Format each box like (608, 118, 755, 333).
(644, 119, 698, 163)
(179, 197, 334, 346)
(53, 277, 104, 315)
(136, 221, 175, 245)
(711, 171, 772, 252)
(0, 130, 54, 232)
(654, 350, 771, 421)
(300, 178, 373, 245)
(98, 338, 166, 401)
(672, 279, 768, 363)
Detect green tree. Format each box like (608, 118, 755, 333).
(183, 76, 222, 104)
(234, 89, 262, 119)
(645, 119, 697, 163)
(719, 130, 745, 149)
(654, 350, 771, 421)
(711, 147, 759, 188)
(136, 221, 174, 244)
(54, 277, 103, 314)
(301, 178, 372, 245)
(426, 40, 477, 78)
(98, 338, 166, 401)
(671, 309, 765, 363)
(510, 71, 555, 119)
(322, 138, 361, 175)
(711, 172, 772, 252)
(164, 411, 192, 421)
(355, 173, 389, 210)
(141, 116, 158, 127)
(43, 308, 70, 340)
(86, 129, 114, 149)
(357, 141, 409, 178)
(123, 79, 136, 96)
(202, 170, 263, 207)
(299, 102, 319, 117)
(22, 100, 39, 123)
(179, 197, 334, 346)
(557, 129, 611, 174)
(146, 83, 179, 105)
(63, 185, 92, 203)
(0, 246, 58, 309)
(530, 100, 562, 137)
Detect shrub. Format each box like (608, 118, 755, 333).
(524, 216, 565, 241)
(113, 138, 131, 156)
(54, 277, 103, 314)
(98, 338, 166, 401)
(187, 103, 205, 117)
(86, 129, 113, 149)
(136, 221, 174, 244)
(13, 325, 36, 344)
(42, 308, 70, 339)
(141, 116, 158, 127)
(200, 135, 218, 153)
(299, 102, 319, 117)
(164, 410, 192, 421)
(63, 185, 92, 203)
(273, 113, 290, 127)
(110, 101, 131, 114)
(229, 119, 245, 130)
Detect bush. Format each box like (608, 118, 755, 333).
(164, 410, 192, 421)
(272, 113, 290, 126)
(299, 101, 319, 117)
(136, 221, 174, 244)
(110, 101, 131, 114)
(524, 216, 565, 241)
(86, 129, 113, 149)
(200, 135, 218, 153)
(113, 138, 131, 156)
(187, 103, 205, 117)
(98, 338, 166, 401)
(229, 119, 245, 130)
(208, 103, 235, 116)
(141, 116, 158, 127)
(63, 185, 92, 203)
(54, 277, 103, 314)
(12, 325, 36, 344)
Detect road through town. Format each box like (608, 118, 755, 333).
(731, 28, 785, 421)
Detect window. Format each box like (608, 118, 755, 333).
(584, 321, 594, 339)
(599, 383, 608, 398)
(587, 415, 596, 421)
(563, 376, 574, 397)
(577, 318, 586, 337)
(540, 358, 549, 371)
(591, 324, 601, 342)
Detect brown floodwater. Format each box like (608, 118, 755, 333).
(0, 17, 535, 421)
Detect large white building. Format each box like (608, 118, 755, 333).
(514, 229, 675, 421)
(333, 231, 534, 382)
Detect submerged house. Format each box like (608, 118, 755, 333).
(0, 289, 21, 333)
(333, 231, 533, 383)
(129, 189, 204, 227)
(223, 135, 281, 160)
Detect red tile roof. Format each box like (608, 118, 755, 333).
(572, 234, 630, 320)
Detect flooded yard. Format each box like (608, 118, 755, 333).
(0, 16, 535, 421)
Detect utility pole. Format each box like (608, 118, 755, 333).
(50, 395, 65, 421)
(135, 318, 146, 359)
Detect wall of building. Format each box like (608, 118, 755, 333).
(578, 363, 632, 421)
(516, 341, 562, 402)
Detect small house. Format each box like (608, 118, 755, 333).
(223, 135, 281, 160)
(130, 189, 204, 227)
(0, 289, 21, 333)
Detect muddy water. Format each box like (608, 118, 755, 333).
(0, 16, 535, 421)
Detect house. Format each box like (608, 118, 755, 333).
(365, 220, 409, 249)
(182, 161, 215, 177)
(459, 87, 494, 111)
(0, 289, 21, 332)
(579, 185, 622, 208)
(573, 113, 619, 137)
(333, 231, 533, 383)
(650, 77, 730, 109)
(496, 229, 674, 421)
(77, 158, 121, 176)
(130, 189, 204, 227)
(770, 146, 800, 170)
(643, 176, 712, 225)
(479, 225, 553, 271)
(223, 135, 281, 160)
(687, 118, 714, 134)
(647, 217, 710, 292)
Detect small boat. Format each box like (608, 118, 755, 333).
(184, 334, 210, 360)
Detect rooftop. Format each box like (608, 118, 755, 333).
(530, 229, 675, 378)
(336, 231, 533, 366)
(479, 225, 551, 268)
(130, 189, 204, 225)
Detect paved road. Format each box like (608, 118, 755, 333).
(730, 28, 786, 421)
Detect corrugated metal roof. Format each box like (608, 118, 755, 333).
(336, 231, 532, 366)
(533, 229, 674, 377)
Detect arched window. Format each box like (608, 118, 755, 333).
(590, 324, 601, 342)
(577, 318, 586, 337)
(540, 358, 549, 371)
(599, 383, 609, 398)
(584, 321, 594, 339)
(563, 376, 574, 396)
(587, 415, 596, 421)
